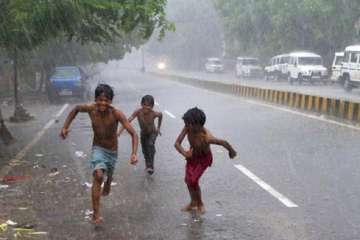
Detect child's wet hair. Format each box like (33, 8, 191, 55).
(95, 84, 114, 100)
(141, 95, 154, 107)
(182, 107, 206, 126)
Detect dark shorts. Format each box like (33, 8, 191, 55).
(185, 151, 213, 190)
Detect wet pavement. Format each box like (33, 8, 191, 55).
(1, 66, 360, 239)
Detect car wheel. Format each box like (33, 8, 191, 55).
(344, 76, 353, 92)
(309, 75, 316, 85)
(288, 74, 293, 85)
(298, 74, 303, 85)
(265, 73, 269, 81)
(47, 87, 58, 104)
(273, 73, 277, 81)
(338, 76, 344, 86)
(321, 77, 328, 85)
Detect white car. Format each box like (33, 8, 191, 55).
(330, 52, 344, 83)
(287, 52, 328, 85)
(236, 57, 263, 78)
(264, 54, 289, 81)
(205, 58, 224, 73)
(340, 45, 360, 92)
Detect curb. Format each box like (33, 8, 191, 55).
(150, 72, 360, 124)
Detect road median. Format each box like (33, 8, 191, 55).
(150, 72, 360, 125)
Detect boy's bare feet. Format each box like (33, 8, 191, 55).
(197, 204, 206, 215)
(92, 216, 103, 225)
(147, 168, 154, 175)
(102, 182, 111, 196)
(181, 203, 196, 212)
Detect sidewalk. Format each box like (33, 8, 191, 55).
(0, 97, 74, 239)
(0, 95, 59, 170)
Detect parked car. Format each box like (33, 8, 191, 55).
(264, 54, 289, 81)
(330, 52, 344, 84)
(287, 52, 328, 85)
(236, 57, 263, 78)
(205, 58, 224, 73)
(47, 66, 91, 103)
(340, 45, 360, 92)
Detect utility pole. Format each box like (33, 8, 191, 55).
(141, 46, 146, 73)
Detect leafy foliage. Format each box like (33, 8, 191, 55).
(214, 0, 360, 63)
(0, 0, 172, 55)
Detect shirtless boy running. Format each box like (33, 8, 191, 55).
(118, 95, 162, 175)
(175, 107, 236, 214)
(60, 84, 138, 224)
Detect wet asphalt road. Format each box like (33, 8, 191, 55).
(1, 66, 360, 240)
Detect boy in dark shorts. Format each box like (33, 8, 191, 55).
(118, 95, 162, 175)
(175, 107, 236, 214)
(60, 84, 138, 224)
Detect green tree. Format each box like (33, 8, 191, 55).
(215, 0, 360, 64)
(0, 0, 172, 122)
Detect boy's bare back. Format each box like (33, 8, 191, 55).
(187, 128, 211, 157)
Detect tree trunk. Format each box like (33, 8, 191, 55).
(37, 68, 45, 93)
(10, 48, 33, 122)
(13, 48, 19, 107)
(0, 107, 15, 145)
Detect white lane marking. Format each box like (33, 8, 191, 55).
(234, 164, 298, 208)
(155, 101, 159, 106)
(55, 103, 69, 118)
(0, 104, 69, 178)
(244, 99, 360, 131)
(164, 110, 176, 119)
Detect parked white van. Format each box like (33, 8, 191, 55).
(287, 52, 328, 85)
(340, 45, 360, 92)
(330, 52, 344, 83)
(236, 57, 263, 78)
(264, 54, 289, 80)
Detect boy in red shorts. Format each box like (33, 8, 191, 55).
(175, 107, 237, 214)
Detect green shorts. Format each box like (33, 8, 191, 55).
(90, 146, 118, 176)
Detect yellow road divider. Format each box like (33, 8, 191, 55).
(151, 72, 360, 124)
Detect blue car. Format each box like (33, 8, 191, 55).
(48, 66, 91, 102)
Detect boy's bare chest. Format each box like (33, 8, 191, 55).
(138, 111, 155, 124)
(90, 112, 117, 129)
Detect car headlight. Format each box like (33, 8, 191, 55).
(157, 62, 166, 70)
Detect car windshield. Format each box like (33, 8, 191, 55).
(242, 59, 259, 65)
(298, 57, 322, 65)
(334, 56, 344, 65)
(210, 60, 222, 64)
(53, 68, 80, 78)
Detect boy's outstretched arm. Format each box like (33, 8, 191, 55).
(174, 127, 192, 159)
(60, 104, 93, 139)
(115, 110, 139, 164)
(117, 109, 139, 136)
(156, 111, 163, 135)
(206, 130, 237, 159)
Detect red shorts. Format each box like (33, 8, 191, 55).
(185, 151, 213, 190)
